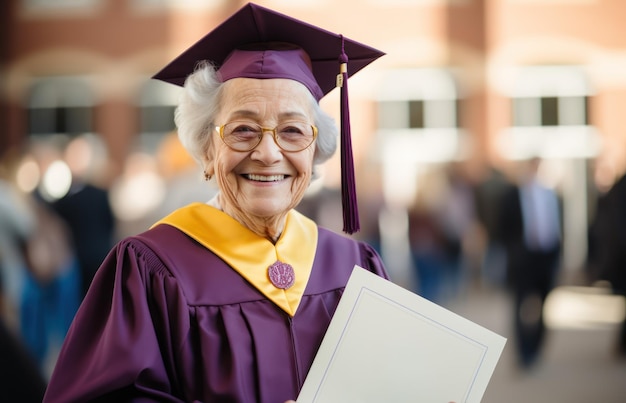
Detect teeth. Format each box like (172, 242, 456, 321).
(246, 174, 285, 182)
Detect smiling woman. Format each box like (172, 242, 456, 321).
(206, 78, 319, 240)
(43, 3, 387, 403)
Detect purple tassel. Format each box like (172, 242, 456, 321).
(338, 36, 360, 234)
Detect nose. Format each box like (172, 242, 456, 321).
(251, 130, 282, 163)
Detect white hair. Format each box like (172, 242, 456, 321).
(175, 61, 338, 170)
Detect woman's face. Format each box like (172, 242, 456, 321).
(208, 78, 316, 220)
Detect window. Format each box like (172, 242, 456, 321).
(502, 65, 597, 159)
(136, 79, 181, 152)
(376, 68, 462, 163)
(140, 104, 176, 134)
(408, 100, 425, 129)
(512, 95, 588, 127)
(21, 0, 102, 15)
(375, 68, 464, 205)
(377, 69, 458, 131)
(131, 0, 225, 11)
(367, 0, 470, 5)
(27, 77, 94, 137)
(506, 0, 593, 4)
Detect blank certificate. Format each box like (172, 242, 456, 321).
(297, 266, 507, 403)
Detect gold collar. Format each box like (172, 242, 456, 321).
(153, 203, 318, 316)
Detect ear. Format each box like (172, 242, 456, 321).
(201, 143, 216, 177)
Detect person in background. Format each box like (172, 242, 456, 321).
(1, 145, 80, 379)
(50, 134, 115, 298)
(0, 151, 48, 400)
(474, 166, 510, 288)
(0, 148, 34, 330)
(590, 169, 626, 358)
(498, 157, 562, 369)
(19, 194, 81, 369)
(0, 296, 48, 402)
(43, 4, 387, 402)
(407, 169, 449, 303)
(14, 140, 82, 374)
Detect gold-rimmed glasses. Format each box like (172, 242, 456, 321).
(215, 121, 318, 152)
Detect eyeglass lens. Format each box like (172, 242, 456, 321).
(221, 121, 315, 151)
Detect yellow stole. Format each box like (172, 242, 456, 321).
(152, 202, 318, 316)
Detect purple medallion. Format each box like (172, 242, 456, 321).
(268, 261, 295, 289)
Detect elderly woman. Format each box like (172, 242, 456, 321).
(43, 3, 386, 403)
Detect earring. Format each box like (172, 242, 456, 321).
(204, 171, 212, 181)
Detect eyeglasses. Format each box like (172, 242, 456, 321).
(215, 121, 318, 152)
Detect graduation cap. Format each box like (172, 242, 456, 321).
(153, 2, 384, 234)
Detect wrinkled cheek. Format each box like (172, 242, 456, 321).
(290, 170, 312, 208)
(215, 162, 239, 206)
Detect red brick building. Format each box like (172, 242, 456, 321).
(2, 0, 625, 272)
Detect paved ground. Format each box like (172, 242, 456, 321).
(444, 284, 626, 403)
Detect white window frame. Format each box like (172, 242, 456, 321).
(21, 0, 103, 16)
(375, 68, 466, 206)
(27, 76, 95, 137)
(130, 0, 225, 12)
(499, 65, 599, 159)
(136, 79, 181, 153)
(376, 68, 465, 164)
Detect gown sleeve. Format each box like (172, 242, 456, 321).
(359, 241, 389, 281)
(43, 237, 192, 403)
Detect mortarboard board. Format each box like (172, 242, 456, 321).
(153, 2, 384, 234)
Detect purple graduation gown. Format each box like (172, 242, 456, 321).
(43, 223, 388, 403)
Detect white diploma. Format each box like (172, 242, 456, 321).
(297, 265, 506, 403)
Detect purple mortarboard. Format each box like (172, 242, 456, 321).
(153, 2, 384, 234)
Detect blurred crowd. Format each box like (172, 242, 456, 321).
(0, 134, 115, 399)
(300, 156, 626, 369)
(1, 133, 626, 400)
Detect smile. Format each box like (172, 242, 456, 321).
(245, 174, 286, 182)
